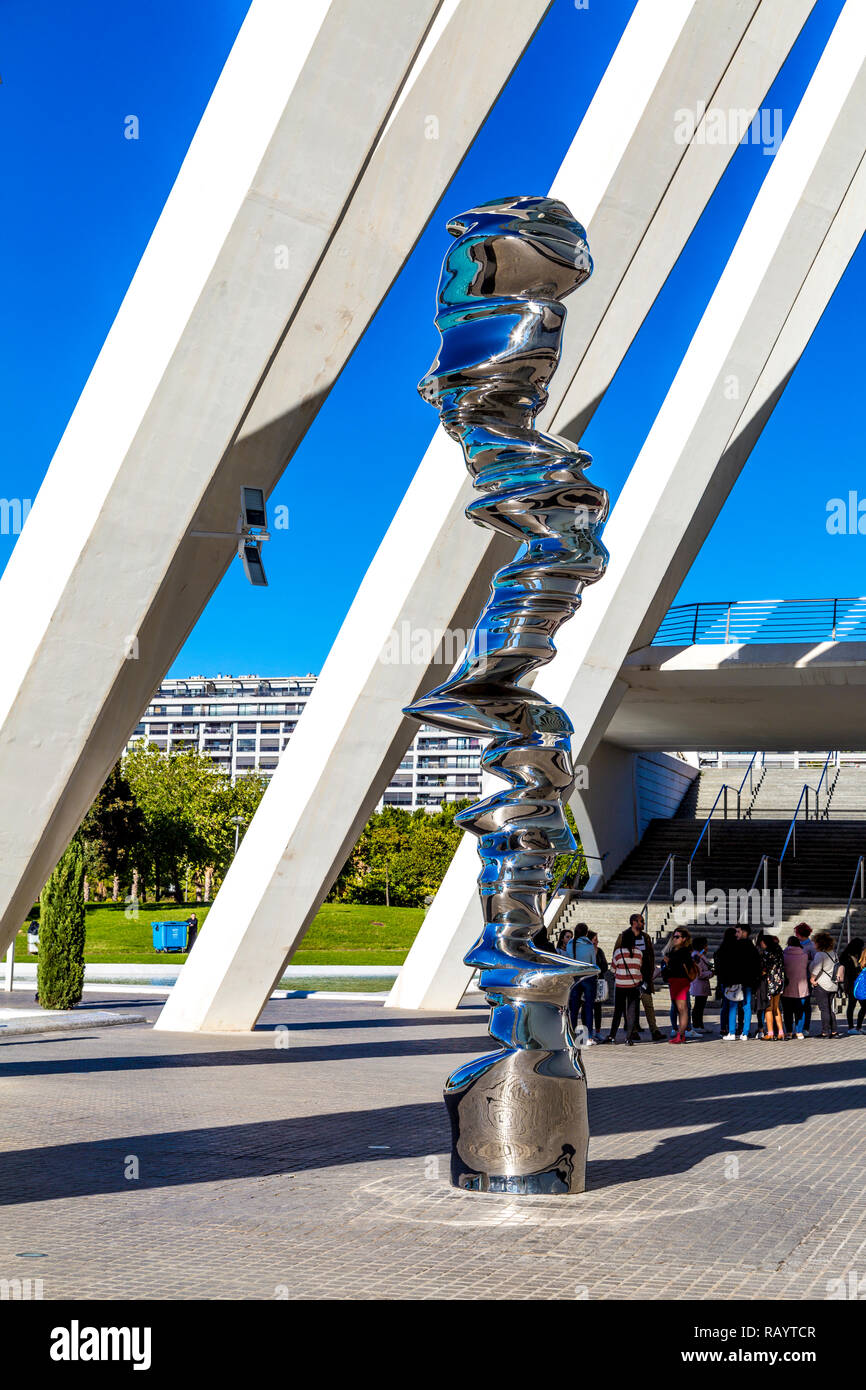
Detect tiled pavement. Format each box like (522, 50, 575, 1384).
(0, 990, 864, 1300)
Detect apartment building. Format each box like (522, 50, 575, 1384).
(127, 675, 482, 810)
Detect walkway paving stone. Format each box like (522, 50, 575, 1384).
(0, 996, 863, 1300)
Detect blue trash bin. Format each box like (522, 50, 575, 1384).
(151, 921, 189, 953)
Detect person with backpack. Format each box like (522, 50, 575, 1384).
(688, 935, 713, 1036)
(782, 935, 809, 1039)
(852, 944, 866, 1033)
(732, 925, 762, 1040)
(716, 925, 761, 1040)
(840, 937, 866, 1034)
(588, 931, 609, 1039)
(563, 923, 597, 1044)
(809, 931, 842, 1038)
(795, 923, 817, 1034)
(632, 913, 665, 1041)
(664, 928, 698, 1044)
(600, 928, 644, 1045)
(714, 926, 739, 1037)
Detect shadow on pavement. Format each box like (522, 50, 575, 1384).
(0, 1102, 450, 1206)
(255, 1013, 486, 1032)
(0, 1034, 498, 1076)
(1, 1053, 863, 1205)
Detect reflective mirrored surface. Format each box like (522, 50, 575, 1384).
(406, 197, 609, 1194)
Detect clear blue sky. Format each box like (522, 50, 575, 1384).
(1, 0, 861, 679)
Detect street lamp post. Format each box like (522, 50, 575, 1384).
(229, 815, 246, 860)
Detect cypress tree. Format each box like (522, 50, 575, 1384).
(37, 837, 86, 1009)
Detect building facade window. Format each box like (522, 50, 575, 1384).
(125, 674, 484, 807)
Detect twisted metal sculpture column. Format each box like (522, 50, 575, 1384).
(406, 196, 609, 1194)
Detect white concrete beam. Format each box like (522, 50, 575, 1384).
(609, 641, 866, 750)
(0, 0, 553, 951)
(394, 0, 866, 1009)
(158, 0, 815, 1031)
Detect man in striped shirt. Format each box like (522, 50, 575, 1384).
(599, 928, 644, 1045)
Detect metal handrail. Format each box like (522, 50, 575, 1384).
(549, 848, 585, 904)
(748, 853, 782, 894)
(653, 761, 757, 925)
(687, 783, 740, 889)
(545, 852, 606, 932)
(779, 784, 811, 863)
(777, 752, 835, 861)
(842, 856, 865, 947)
(814, 750, 836, 820)
(736, 752, 761, 814)
(654, 597, 866, 646)
(740, 854, 782, 925)
(639, 853, 676, 938)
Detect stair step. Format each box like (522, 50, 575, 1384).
(579, 764, 866, 924)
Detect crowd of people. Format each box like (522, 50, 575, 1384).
(557, 915, 866, 1046)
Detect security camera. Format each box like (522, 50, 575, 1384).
(240, 539, 267, 587)
(240, 486, 267, 530)
(190, 484, 270, 587)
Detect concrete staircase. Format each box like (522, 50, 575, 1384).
(824, 765, 866, 819)
(600, 817, 866, 898)
(676, 764, 840, 820)
(747, 767, 836, 820)
(675, 762, 866, 822)
(552, 761, 866, 958)
(676, 765, 766, 819)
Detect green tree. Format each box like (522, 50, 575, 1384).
(125, 744, 215, 900)
(225, 772, 268, 854)
(80, 760, 143, 898)
(330, 797, 585, 908)
(552, 801, 586, 889)
(37, 836, 86, 1009)
(123, 744, 268, 900)
(331, 802, 470, 906)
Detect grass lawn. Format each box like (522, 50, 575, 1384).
(14, 902, 424, 968)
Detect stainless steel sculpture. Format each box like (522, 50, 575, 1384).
(406, 196, 609, 1194)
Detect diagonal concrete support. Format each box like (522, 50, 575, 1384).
(157, 0, 817, 1032)
(391, 0, 866, 1009)
(0, 0, 554, 952)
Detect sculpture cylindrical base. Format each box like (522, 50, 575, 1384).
(444, 1046, 589, 1195)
